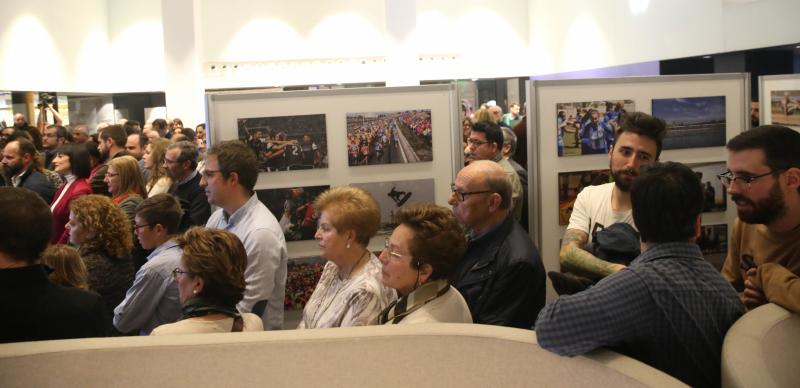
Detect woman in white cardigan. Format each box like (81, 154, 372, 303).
(376, 203, 472, 325)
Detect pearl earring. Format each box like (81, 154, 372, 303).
(346, 243, 351, 249)
(193, 290, 198, 295)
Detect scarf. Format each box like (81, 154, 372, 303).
(181, 295, 240, 320)
(378, 279, 450, 324)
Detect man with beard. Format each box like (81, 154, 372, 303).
(556, 112, 666, 289)
(2, 139, 55, 203)
(720, 125, 800, 313)
(89, 125, 128, 195)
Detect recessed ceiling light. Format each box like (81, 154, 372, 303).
(703, 55, 712, 59)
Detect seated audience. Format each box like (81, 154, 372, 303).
(143, 138, 172, 196)
(536, 162, 745, 388)
(299, 186, 396, 328)
(151, 227, 263, 335)
(2, 138, 55, 203)
(114, 194, 184, 335)
(449, 160, 545, 329)
(50, 143, 93, 244)
(40, 245, 89, 290)
(0, 187, 109, 343)
(377, 203, 471, 324)
(720, 125, 800, 313)
(67, 195, 135, 320)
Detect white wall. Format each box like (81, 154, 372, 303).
(723, 0, 799, 52)
(107, 0, 165, 92)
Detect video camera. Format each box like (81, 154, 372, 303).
(37, 93, 55, 109)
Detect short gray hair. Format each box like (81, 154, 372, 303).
(501, 126, 517, 156)
(167, 140, 198, 170)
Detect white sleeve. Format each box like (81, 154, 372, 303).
(236, 228, 285, 315)
(566, 186, 593, 234)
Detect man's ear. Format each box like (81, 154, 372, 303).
(487, 192, 503, 212)
(692, 215, 702, 242)
(784, 167, 800, 190)
(227, 171, 239, 185)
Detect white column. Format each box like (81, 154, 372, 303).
(384, 0, 419, 87)
(161, 0, 206, 127)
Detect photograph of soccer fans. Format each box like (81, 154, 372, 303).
(346, 109, 433, 166)
(557, 100, 634, 157)
(255, 185, 330, 241)
(557, 169, 611, 225)
(237, 114, 328, 172)
(770, 90, 800, 126)
(652, 96, 726, 150)
(351, 179, 434, 234)
(689, 161, 727, 213)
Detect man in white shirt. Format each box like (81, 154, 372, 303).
(557, 112, 666, 286)
(202, 140, 288, 330)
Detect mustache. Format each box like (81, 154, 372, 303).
(731, 194, 754, 206)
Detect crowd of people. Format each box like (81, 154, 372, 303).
(2, 105, 800, 388)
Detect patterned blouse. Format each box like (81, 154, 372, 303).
(298, 254, 396, 329)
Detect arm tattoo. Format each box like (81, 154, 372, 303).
(559, 229, 616, 280)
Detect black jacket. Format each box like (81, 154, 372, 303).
(453, 215, 545, 329)
(0, 265, 110, 343)
(169, 171, 211, 231)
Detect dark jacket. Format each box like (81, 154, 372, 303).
(0, 265, 110, 343)
(169, 171, 211, 231)
(453, 215, 546, 329)
(18, 167, 55, 204)
(83, 249, 135, 321)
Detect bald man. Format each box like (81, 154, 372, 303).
(448, 160, 545, 329)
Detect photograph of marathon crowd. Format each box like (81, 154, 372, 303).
(689, 162, 728, 213)
(557, 169, 611, 225)
(237, 114, 328, 172)
(557, 100, 634, 157)
(256, 185, 329, 241)
(352, 179, 435, 234)
(346, 109, 433, 166)
(770, 90, 800, 126)
(652, 96, 726, 150)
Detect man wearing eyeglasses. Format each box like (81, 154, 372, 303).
(720, 125, 800, 314)
(113, 194, 184, 335)
(449, 160, 545, 329)
(465, 121, 524, 222)
(166, 141, 211, 231)
(42, 125, 70, 169)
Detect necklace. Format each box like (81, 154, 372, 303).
(306, 250, 370, 328)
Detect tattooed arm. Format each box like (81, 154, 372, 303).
(559, 228, 625, 281)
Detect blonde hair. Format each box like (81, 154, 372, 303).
(108, 155, 147, 198)
(41, 245, 89, 290)
(146, 138, 171, 189)
(70, 195, 133, 258)
(314, 186, 380, 246)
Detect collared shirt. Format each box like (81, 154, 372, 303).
(206, 193, 288, 330)
(176, 170, 198, 187)
(536, 242, 744, 388)
(113, 239, 182, 335)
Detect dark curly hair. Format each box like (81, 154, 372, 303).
(395, 203, 466, 281)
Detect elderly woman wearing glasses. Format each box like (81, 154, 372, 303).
(376, 203, 472, 324)
(151, 227, 263, 335)
(298, 186, 396, 329)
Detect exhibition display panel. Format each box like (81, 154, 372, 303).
(759, 73, 800, 129)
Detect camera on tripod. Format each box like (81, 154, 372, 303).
(37, 93, 55, 109)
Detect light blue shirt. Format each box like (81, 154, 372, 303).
(113, 239, 182, 335)
(206, 193, 288, 330)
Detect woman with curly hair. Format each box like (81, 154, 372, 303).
(143, 138, 172, 196)
(67, 195, 135, 318)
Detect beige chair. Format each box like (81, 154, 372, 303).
(0, 324, 686, 388)
(721, 303, 800, 388)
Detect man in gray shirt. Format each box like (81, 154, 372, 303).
(203, 140, 288, 330)
(114, 194, 184, 335)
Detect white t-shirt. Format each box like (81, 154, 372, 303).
(566, 182, 635, 243)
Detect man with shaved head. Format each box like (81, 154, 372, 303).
(448, 160, 545, 328)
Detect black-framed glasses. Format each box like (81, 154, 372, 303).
(172, 268, 193, 280)
(133, 223, 151, 231)
(467, 138, 489, 147)
(717, 169, 784, 190)
(202, 169, 222, 179)
(450, 183, 493, 202)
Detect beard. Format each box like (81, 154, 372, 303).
(732, 181, 786, 225)
(611, 166, 637, 192)
(3, 162, 23, 178)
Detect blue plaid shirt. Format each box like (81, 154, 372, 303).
(536, 242, 744, 387)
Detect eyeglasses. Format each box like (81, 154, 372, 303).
(202, 169, 221, 179)
(172, 268, 193, 280)
(450, 183, 493, 202)
(133, 223, 151, 231)
(383, 237, 410, 260)
(106, 172, 119, 177)
(467, 138, 489, 147)
(717, 169, 784, 190)
(44, 133, 57, 138)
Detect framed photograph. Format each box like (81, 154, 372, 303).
(556, 100, 634, 157)
(351, 179, 435, 234)
(255, 185, 330, 242)
(237, 114, 328, 172)
(697, 224, 728, 271)
(346, 110, 433, 166)
(652, 96, 726, 150)
(769, 90, 800, 126)
(557, 169, 611, 225)
(689, 162, 727, 213)
(285, 255, 325, 311)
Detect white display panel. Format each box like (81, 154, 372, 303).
(206, 84, 461, 259)
(528, 73, 749, 300)
(759, 74, 800, 131)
